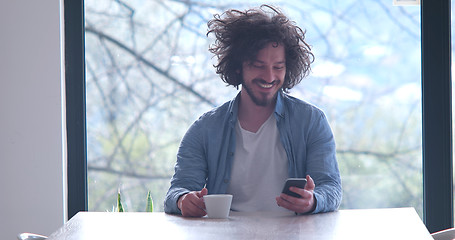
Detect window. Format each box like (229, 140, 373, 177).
(84, 0, 422, 213)
(66, 0, 453, 232)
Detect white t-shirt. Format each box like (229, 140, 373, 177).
(227, 114, 288, 212)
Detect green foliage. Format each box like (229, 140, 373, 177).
(117, 190, 124, 212)
(114, 190, 154, 212)
(146, 190, 154, 212)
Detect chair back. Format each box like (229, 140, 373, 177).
(17, 233, 48, 240)
(432, 228, 455, 240)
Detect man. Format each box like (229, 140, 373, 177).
(164, 5, 341, 217)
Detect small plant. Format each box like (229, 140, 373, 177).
(112, 189, 154, 212)
(145, 190, 153, 212)
(117, 190, 125, 212)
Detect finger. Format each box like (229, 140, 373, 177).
(187, 202, 207, 216)
(277, 193, 313, 213)
(276, 196, 292, 208)
(183, 206, 206, 217)
(183, 198, 206, 217)
(288, 186, 307, 198)
(194, 196, 206, 210)
(299, 189, 313, 200)
(277, 198, 312, 213)
(181, 192, 207, 217)
(186, 193, 205, 209)
(278, 192, 298, 204)
(276, 196, 300, 212)
(197, 187, 208, 198)
(199, 188, 208, 209)
(305, 175, 315, 191)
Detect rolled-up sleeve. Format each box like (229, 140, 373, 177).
(306, 112, 342, 213)
(164, 119, 208, 214)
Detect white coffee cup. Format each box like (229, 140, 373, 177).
(203, 194, 233, 219)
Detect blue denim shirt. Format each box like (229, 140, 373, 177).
(164, 92, 342, 214)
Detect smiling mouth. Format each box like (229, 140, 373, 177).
(256, 80, 278, 89)
(258, 82, 274, 88)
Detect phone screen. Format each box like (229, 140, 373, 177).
(281, 178, 307, 198)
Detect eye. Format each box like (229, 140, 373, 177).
(274, 65, 285, 70)
(252, 64, 265, 69)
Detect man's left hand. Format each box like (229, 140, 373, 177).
(276, 175, 316, 214)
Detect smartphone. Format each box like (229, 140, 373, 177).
(281, 178, 307, 198)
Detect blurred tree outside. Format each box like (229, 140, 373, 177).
(85, 0, 422, 214)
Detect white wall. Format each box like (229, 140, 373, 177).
(0, 0, 65, 238)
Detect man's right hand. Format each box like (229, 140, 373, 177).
(177, 188, 208, 217)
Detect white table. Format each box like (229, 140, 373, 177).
(47, 208, 433, 240)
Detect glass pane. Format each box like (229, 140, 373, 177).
(85, 0, 422, 214)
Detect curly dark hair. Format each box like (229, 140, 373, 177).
(207, 4, 314, 92)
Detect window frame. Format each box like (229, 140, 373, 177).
(64, 0, 453, 232)
(421, 0, 453, 233)
(64, 0, 87, 219)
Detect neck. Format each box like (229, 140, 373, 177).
(237, 90, 276, 133)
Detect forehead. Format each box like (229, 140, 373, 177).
(253, 42, 285, 63)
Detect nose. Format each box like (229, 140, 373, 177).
(262, 67, 275, 83)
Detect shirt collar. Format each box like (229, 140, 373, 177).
(275, 91, 285, 118)
(228, 93, 241, 127)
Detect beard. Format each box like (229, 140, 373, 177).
(242, 79, 279, 107)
